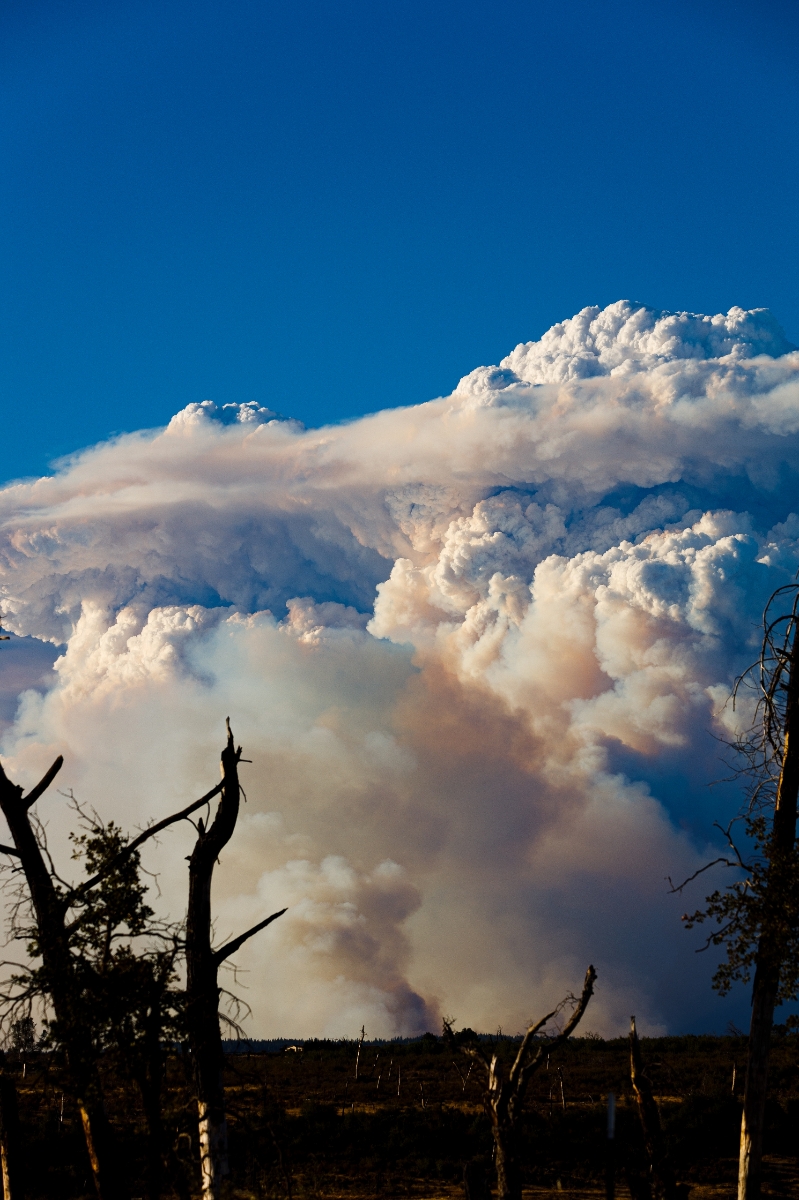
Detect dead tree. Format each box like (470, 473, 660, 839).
(186, 720, 286, 1200)
(629, 1016, 678, 1200)
(444, 965, 596, 1200)
(673, 585, 799, 1200)
(0, 752, 229, 1199)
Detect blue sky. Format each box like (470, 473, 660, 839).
(3, 7, 799, 1032)
(1, 0, 798, 483)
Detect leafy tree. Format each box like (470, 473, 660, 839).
(3, 807, 184, 1200)
(9, 1016, 35, 1057)
(66, 816, 185, 1200)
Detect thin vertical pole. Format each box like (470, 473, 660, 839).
(355, 1026, 365, 1081)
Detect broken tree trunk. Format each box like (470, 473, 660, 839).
(185, 721, 285, 1200)
(629, 1016, 677, 1200)
(445, 965, 596, 1200)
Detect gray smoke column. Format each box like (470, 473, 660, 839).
(2, 301, 799, 1036)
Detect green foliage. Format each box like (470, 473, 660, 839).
(679, 584, 799, 1006)
(681, 811, 799, 1003)
(10, 1014, 36, 1055)
(19, 814, 184, 1079)
(68, 820, 155, 951)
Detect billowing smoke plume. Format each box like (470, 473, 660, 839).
(2, 300, 799, 1036)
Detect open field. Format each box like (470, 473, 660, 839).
(8, 1032, 799, 1198)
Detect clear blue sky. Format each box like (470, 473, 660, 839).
(1, 0, 797, 483)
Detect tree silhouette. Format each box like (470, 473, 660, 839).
(444, 965, 596, 1200)
(672, 584, 799, 1200)
(0, 745, 226, 1198)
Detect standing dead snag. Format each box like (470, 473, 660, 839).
(444, 965, 596, 1200)
(186, 720, 286, 1200)
(629, 1016, 679, 1200)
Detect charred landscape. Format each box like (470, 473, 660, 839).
(3, 1031, 798, 1199)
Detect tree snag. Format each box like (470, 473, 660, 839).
(186, 720, 285, 1200)
(444, 965, 596, 1200)
(629, 1016, 679, 1200)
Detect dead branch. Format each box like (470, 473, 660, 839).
(213, 908, 287, 967)
(21, 757, 64, 810)
(444, 965, 596, 1200)
(66, 780, 224, 907)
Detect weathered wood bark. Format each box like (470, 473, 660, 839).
(738, 625, 799, 1200)
(445, 965, 596, 1200)
(0, 756, 120, 1200)
(0, 1053, 23, 1200)
(629, 1016, 677, 1200)
(185, 721, 285, 1200)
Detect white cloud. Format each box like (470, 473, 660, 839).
(2, 300, 799, 1036)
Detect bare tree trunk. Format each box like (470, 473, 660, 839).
(738, 959, 780, 1200)
(186, 729, 237, 1200)
(629, 1017, 677, 1200)
(490, 1112, 519, 1200)
(738, 626, 799, 1200)
(76, 1099, 116, 1199)
(0, 1055, 23, 1200)
(185, 721, 285, 1200)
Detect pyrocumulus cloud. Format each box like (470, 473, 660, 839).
(2, 301, 799, 1037)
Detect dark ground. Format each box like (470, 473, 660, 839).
(9, 1031, 799, 1198)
